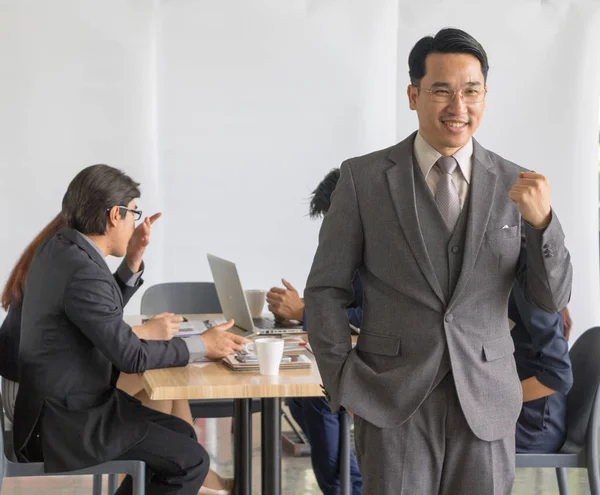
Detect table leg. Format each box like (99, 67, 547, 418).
(339, 410, 351, 495)
(234, 398, 252, 495)
(261, 398, 281, 495)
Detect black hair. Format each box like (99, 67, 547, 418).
(309, 168, 341, 218)
(408, 28, 489, 86)
(62, 164, 140, 235)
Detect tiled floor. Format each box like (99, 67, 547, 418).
(1, 411, 594, 494)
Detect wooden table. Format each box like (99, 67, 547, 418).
(125, 314, 325, 495)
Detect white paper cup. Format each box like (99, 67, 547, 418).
(245, 289, 267, 318)
(255, 337, 284, 376)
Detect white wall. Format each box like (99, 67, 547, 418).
(0, 0, 160, 312)
(0, 1, 599, 341)
(155, 0, 397, 292)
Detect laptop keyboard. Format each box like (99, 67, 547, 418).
(253, 318, 280, 329)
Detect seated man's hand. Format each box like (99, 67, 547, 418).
(267, 279, 305, 322)
(125, 212, 162, 273)
(201, 320, 250, 360)
(139, 313, 182, 340)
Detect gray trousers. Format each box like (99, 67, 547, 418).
(353, 374, 515, 495)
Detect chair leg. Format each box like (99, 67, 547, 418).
(132, 462, 146, 495)
(108, 473, 119, 494)
(556, 468, 569, 495)
(92, 474, 103, 495)
(589, 460, 600, 495)
(338, 411, 351, 495)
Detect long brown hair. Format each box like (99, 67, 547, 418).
(1, 213, 66, 310)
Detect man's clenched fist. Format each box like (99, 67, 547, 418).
(508, 172, 551, 229)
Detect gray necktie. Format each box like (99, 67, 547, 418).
(435, 156, 460, 231)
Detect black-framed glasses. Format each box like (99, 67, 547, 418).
(416, 85, 487, 104)
(106, 206, 143, 221)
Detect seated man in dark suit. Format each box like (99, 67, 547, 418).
(510, 284, 573, 453)
(13, 164, 247, 495)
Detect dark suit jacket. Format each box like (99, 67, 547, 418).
(510, 284, 572, 452)
(0, 304, 21, 382)
(14, 227, 190, 473)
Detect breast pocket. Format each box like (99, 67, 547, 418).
(486, 225, 519, 240)
(485, 225, 521, 262)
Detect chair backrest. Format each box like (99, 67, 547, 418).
(1, 378, 18, 425)
(1, 390, 8, 478)
(561, 326, 600, 452)
(140, 282, 222, 315)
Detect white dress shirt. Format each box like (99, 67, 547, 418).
(413, 132, 473, 210)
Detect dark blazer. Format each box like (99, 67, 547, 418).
(14, 227, 190, 473)
(0, 304, 21, 382)
(509, 284, 572, 452)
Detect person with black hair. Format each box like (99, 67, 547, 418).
(12, 164, 247, 495)
(304, 28, 572, 494)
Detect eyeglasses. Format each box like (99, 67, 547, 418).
(106, 206, 143, 221)
(417, 86, 487, 104)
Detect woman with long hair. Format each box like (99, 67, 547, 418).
(1, 213, 66, 383)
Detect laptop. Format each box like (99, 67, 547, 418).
(207, 254, 305, 336)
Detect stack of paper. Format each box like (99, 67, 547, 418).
(221, 353, 311, 371)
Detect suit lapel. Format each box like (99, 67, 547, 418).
(386, 133, 446, 305)
(58, 227, 124, 307)
(448, 139, 497, 310)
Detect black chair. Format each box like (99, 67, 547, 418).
(141, 282, 222, 316)
(0, 378, 18, 425)
(516, 326, 600, 494)
(140, 281, 261, 419)
(0, 389, 146, 494)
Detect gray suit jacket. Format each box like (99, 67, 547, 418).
(305, 132, 572, 442)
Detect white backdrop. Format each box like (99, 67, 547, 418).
(0, 0, 162, 312)
(156, 0, 397, 293)
(1, 0, 599, 342)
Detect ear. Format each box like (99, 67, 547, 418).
(106, 206, 121, 229)
(407, 85, 418, 111)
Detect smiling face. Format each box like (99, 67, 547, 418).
(407, 52, 486, 156)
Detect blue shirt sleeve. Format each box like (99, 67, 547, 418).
(510, 284, 573, 395)
(346, 307, 362, 329)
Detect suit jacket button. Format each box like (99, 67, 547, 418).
(451, 246, 459, 254)
(445, 314, 454, 323)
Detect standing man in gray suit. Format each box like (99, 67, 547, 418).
(305, 28, 572, 494)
